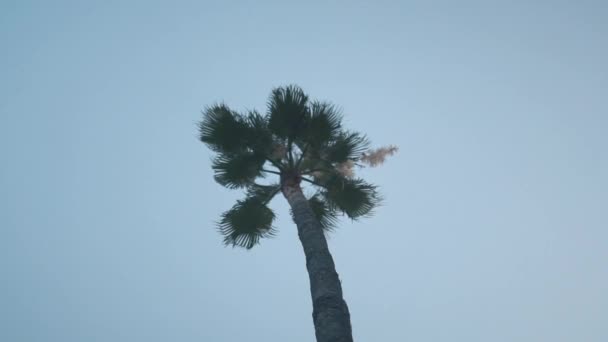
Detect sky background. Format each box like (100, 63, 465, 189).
(1, 1, 607, 341)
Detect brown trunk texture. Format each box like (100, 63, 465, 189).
(282, 183, 353, 342)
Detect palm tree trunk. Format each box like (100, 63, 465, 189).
(282, 183, 354, 342)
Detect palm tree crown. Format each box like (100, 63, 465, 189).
(199, 85, 388, 249)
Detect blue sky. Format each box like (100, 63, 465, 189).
(1, 1, 607, 341)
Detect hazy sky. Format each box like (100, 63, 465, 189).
(1, 1, 607, 341)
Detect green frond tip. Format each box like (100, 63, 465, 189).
(219, 198, 276, 249)
(199, 104, 251, 153)
(268, 85, 309, 139)
(300, 101, 343, 148)
(324, 131, 370, 164)
(212, 152, 266, 189)
(322, 176, 382, 219)
(243, 110, 274, 155)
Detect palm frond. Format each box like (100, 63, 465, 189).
(307, 194, 340, 231)
(322, 175, 381, 219)
(300, 101, 343, 148)
(267, 85, 309, 139)
(324, 131, 370, 164)
(246, 183, 281, 204)
(199, 104, 251, 154)
(244, 110, 274, 156)
(299, 152, 332, 175)
(212, 152, 266, 189)
(219, 198, 276, 249)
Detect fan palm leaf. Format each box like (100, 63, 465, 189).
(320, 174, 381, 219)
(199, 104, 251, 154)
(212, 152, 266, 189)
(219, 198, 276, 249)
(267, 85, 309, 140)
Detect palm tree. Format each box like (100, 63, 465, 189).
(199, 85, 395, 342)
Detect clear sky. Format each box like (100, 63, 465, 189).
(1, 1, 607, 341)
